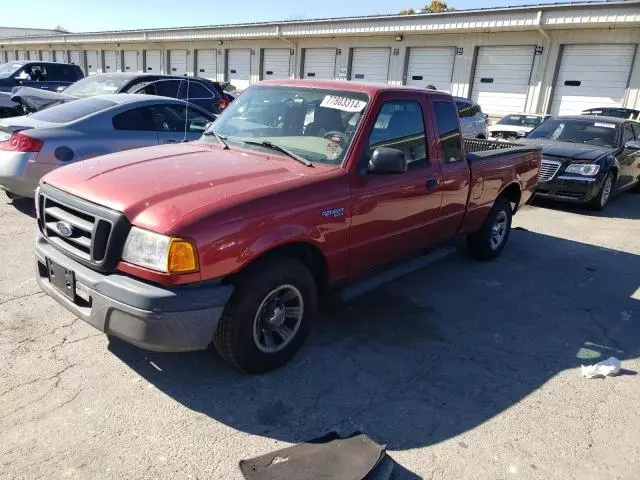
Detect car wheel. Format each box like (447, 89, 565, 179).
(589, 172, 614, 211)
(213, 257, 317, 373)
(466, 196, 513, 261)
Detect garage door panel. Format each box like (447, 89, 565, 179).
(550, 44, 635, 115)
(406, 46, 455, 90)
(86, 51, 99, 74)
(471, 46, 534, 116)
(123, 51, 139, 72)
(228, 49, 251, 90)
(351, 48, 390, 84)
(170, 50, 188, 76)
(196, 49, 216, 80)
(303, 48, 336, 79)
(146, 50, 162, 73)
(104, 51, 118, 72)
(262, 49, 291, 80)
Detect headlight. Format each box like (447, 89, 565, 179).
(121, 227, 199, 274)
(564, 164, 600, 176)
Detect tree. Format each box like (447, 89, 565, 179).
(399, 8, 416, 14)
(424, 1, 455, 12)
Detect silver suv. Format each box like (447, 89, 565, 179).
(454, 97, 489, 139)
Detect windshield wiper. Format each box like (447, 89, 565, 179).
(203, 130, 229, 150)
(244, 140, 313, 167)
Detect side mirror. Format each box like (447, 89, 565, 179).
(624, 140, 640, 151)
(369, 147, 407, 174)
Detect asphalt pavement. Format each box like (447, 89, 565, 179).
(1, 191, 639, 480)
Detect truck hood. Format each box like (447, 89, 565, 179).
(42, 142, 331, 233)
(517, 139, 613, 161)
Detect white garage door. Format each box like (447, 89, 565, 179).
(406, 47, 455, 91)
(28, 50, 39, 61)
(104, 50, 118, 72)
(7, 51, 16, 62)
(40, 51, 52, 62)
(350, 48, 390, 84)
(85, 50, 100, 74)
(228, 49, 251, 90)
(69, 50, 82, 68)
(471, 46, 535, 116)
(196, 49, 216, 79)
(145, 50, 162, 73)
(550, 44, 636, 116)
(262, 49, 291, 80)
(123, 51, 139, 72)
(17, 51, 27, 60)
(170, 50, 188, 76)
(303, 48, 336, 79)
(54, 50, 66, 63)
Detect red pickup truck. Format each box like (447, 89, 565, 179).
(35, 80, 541, 373)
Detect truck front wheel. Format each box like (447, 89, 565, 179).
(213, 258, 317, 373)
(466, 196, 512, 261)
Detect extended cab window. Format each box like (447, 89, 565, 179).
(434, 101, 463, 164)
(369, 101, 427, 170)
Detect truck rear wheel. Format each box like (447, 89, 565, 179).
(213, 257, 317, 373)
(466, 196, 512, 261)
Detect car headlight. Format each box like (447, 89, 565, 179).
(121, 227, 199, 274)
(564, 164, 600, 176)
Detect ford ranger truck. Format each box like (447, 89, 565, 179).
(35, 80, 541, 373)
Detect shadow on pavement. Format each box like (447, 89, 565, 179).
(531, 191, 640, 220)
(109, 229, 640, 454)
(8, 196, 36, 219)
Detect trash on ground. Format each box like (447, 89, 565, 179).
(581, 356, 621, 378)
(239, 431, 393, 480)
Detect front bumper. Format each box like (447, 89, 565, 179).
(0, 152, 51, 198)
(534, 173, 604, 203)
(36, 232, 234, 352)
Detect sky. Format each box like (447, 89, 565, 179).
(2, 0, 571, 32)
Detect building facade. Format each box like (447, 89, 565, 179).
(1, 1, 639, 116)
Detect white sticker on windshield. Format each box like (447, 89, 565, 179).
(594, 122, 616, 129)
(320, 95, 367, 112)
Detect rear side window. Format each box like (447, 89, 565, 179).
(30, 97, 116, 123)
(183, 82, 215, 99)
(47, 64, 80, 82)
(455, 100, 473, 118)
(144, 80, 181, 98)
(112, 107, 155, 131)
(369, 101, 427, 170)
(434, 101, 463, 164)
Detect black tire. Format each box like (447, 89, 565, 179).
(213, 257, 317, 373)
(588, 172, 614, 211)
(466, 196, 513, 261)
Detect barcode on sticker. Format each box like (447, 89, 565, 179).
(320, 95, 367, 112)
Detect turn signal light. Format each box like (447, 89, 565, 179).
(0, 132, 44, 152)
(167, 238, 199, 274)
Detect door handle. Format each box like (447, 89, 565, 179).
(425, 178, 440, 192)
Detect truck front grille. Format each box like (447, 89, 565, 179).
(538, 159, 561, 183)
(38, 185, 130, 272)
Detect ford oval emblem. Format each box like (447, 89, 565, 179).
(56, 221, 74, 238)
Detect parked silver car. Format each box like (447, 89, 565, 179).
(453, 97, 489, 138)
(0, 94, 215, 198)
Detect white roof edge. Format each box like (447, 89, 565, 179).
(0, 0, 639, 44)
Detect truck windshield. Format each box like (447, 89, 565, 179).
(205, 85, 369, 165)
(527, 118, 619, 148)
(64, 74, 132, 98)
(0, 62, 25, 78)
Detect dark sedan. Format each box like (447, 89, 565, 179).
(520, 116, 640, 210)
(7, 73, 233, 117)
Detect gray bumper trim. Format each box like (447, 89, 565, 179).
(36, 233, 233, 352)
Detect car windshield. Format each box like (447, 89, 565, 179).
(527, 118, 619, 148)
(64, 74, 133, 98)
(497, 115, 545, 128)
(205, 85, 369, 165)
(0, 62, 25, 78)
(29, 97, 117, 123)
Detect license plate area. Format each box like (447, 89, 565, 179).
(46, 258, 76, 301)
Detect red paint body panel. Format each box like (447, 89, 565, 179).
(41, 80, 541, 286)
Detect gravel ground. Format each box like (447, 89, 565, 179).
(1, 191, 639, 480)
